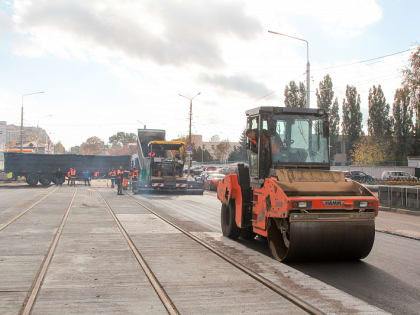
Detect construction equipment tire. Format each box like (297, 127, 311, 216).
(240, 228, 256, 240)
(221, 202, 240, 239)
(26, 173, 39, 186)
(39, 174, 52, 186)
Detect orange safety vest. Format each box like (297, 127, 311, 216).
(247, 136, 257, 146)
(70, 169, 76, 176)
(117, 170, 123, 180)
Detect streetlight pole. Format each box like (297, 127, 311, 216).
(20, 91, 45, 152)
(268, 30, 310, 108)
(178, 92, 201, 175)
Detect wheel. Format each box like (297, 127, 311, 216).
(26, 173, 39, 186)
(39, 174, 52, 186)
(221, 202, 240, 239)
(268, 219, 290, 262)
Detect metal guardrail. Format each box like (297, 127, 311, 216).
(378, 186, 420, 209)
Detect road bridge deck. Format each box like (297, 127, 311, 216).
(0, 186, 304, 314)
(1, 184, 419, 314)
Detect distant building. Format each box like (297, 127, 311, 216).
(4, 124, 52, 153)
(0, 121, 6, 152)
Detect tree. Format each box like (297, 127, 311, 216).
(316, 74, 334, 112)
(353, 137, 389, 166)
(330, 98, 340, 159)
(402, 46, 420, 155)
(368, 85, 392, 139)
(80, 136, 104, 155)
(70, 146, 80, 154)
(284, 81, 306, 108)
(214, 139, 230, 161)
(316, 75, 340, 159)
(109, 132, 137, 147)
(341, 85, 363, 161)
(54, 141, 65, 154)
(228, 129, 248, 161)
(392, 87, 413, 161)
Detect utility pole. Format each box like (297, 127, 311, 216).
(178, 92, 201, 175)
(268, 30, 310, 108)
(20, 91, 45, 153)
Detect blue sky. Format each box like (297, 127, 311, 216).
(0, 0, 419, 149)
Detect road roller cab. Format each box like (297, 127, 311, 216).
(217, 106, 378, 261)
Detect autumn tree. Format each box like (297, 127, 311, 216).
(80, 136, 104, 155)
(316, 75, 340, 159)
(341, 85, 363, 161)
(402, 46, 420, 155)
(368, 85, 392, 139)
(392, 87, 413, 161)
(284, 81, 306, 108)
(353, 137, 389, 166)
(54, 141, 65, 154)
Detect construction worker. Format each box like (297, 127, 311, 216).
(70, 167, 76, 186)
(109, 168, 116, 188)
(116, 166, 124, 195)
(55, 168, 64, 186)
(122, 168, 130, 190)
(132, 168, 139, 180)
(82, 170, 90, 186)
(67, 170, 71, 185)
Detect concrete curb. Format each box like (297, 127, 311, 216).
(379, 206, 420, 216)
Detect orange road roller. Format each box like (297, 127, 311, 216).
(217, 106, 378, 261)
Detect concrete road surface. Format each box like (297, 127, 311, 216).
(136, 192, 420, 315)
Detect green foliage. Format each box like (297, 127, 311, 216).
(341, 85, 363, 160)
(284, 81, 306, 108)
(330, 98, 340, 159)
(402, 46, 420, 155)
(192, 145, 213, 162)
(392, 87, 413, 161)
(316, 74, 334, 112)
(109, 132, 137, 147)
(70, 146, 80, 154)
(368, 85, 392, 138)
(316, 75, 340, 159)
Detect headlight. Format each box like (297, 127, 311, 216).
(359, 201, 368, 208)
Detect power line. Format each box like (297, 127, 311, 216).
(311, 47, 415, 72)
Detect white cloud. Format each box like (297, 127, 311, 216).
(3, 0, 405, 148)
